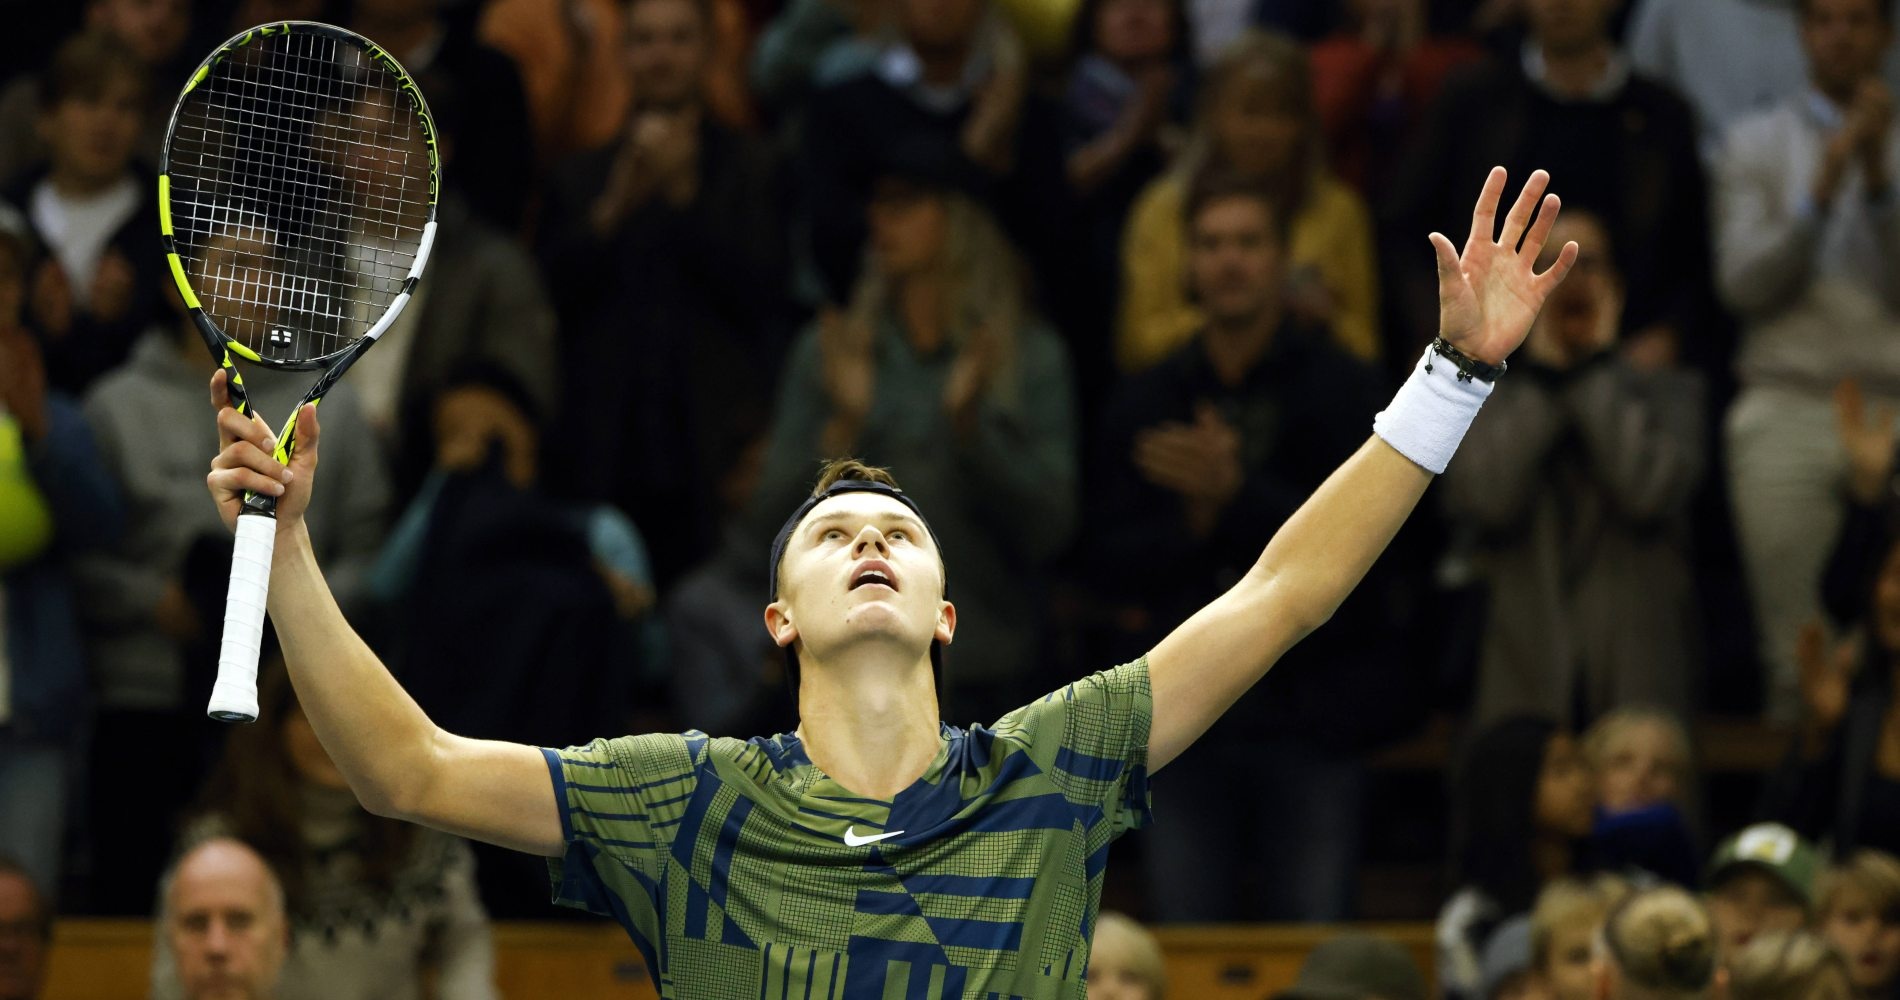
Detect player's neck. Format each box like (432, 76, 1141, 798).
(795, 653, 941, 799)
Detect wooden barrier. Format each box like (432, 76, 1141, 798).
(42, 920, 1435, 999)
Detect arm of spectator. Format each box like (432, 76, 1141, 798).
(1438, 377, 1565, 533)
(951, 328, 1079, 560)
(1713, 125, 1824, 317)
(749, 0, 855, 115)
(427, 838, 501, 1000)
(1821, 378, 1896, 626)
(1563, 362, 1707, 525)
(1116, 182, 1203, 373)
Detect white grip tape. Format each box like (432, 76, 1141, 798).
(1372, 344, 1495, 475)
(208, 514, 275, 722)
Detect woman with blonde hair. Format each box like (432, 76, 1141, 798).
(1086, 912, 1166, 1000)
(1593, 886, 1717, 1000)
(1727, 931, 1854, 1000)
(1116, 29, 1380, 374)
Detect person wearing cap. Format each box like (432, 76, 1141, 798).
(199, 165, 1580, 997)
(1705, 823, 1821, 957)
(1275, 934, 1430, 1000)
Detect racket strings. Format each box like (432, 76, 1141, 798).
(168, 27, 430, 364)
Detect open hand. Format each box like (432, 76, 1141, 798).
(1836, 378, 1898, 505)
(206, 369, 314, 532)
(1797, 619, 1860, 737)
(1430, 167, 1579, 365)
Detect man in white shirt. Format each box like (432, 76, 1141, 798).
(1716, 0, 1900, 720)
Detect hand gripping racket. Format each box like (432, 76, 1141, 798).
(159, 22, 440, 721)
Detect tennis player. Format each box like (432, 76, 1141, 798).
(204, 167, 1577, 999)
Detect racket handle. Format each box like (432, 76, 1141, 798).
(208, 513, 275, 723)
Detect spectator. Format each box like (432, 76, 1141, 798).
(1273, 934, 1429, 1000)
(1119, 31, 1381, 374)
(155, 662, 498, 1000)
(0, 0, 193, 187)
(1479, 914, 1544, 1000)
(1096, 172, 1389, 921)
(154, 838, 287, 1000)
(749, 0, 889, 123)
(796, 0, 1080, 336)
(750, 175, 1077, 720)
(1584, 707, 1701, 889)
(1728, 930, 1855, 1000)
(1715, 0, 1900, 724)
(539, 0, 789, 587)
(1532, 876, 1632, 1000)
(1439, 717, 1597, 1000)
(1308, 0, 1485, 194)
(1059, 0, 1191, 411)
(1628, 0, 1900, 160)
(347, 0, 534, 233)
(1084, 912, 1165, 1000)
(1704, 823, 1819, 957)
(1594, 886, 1718, 1000)
(1439, 209, 1706, 728)
(0, 858, 50, 1000)
(73, 281, 388, 914)
(0, 228, 120, 900)
(1815, 851, 1900, 999)
(10, 30, 165, 395)
(1386, 0, 1709, 372)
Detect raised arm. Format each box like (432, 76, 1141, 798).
(1145, 167, 1578, 769)
(205, 372, 563, 857)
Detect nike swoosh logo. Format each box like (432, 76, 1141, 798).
(843, 826, 905, 847)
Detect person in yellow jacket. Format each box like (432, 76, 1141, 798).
(1118, 30, 1380, 374)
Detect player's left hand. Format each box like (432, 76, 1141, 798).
(1430, 167, 1578, 366)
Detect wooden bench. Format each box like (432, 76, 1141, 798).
(42, 920, 1437, 999)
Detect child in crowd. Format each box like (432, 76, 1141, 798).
(1533, 876, 1632, 1000)
(1705, 823, 1818, 958)
(1585, 708, 1701, 887)
(1728, 931, 1855, 1000)
(1084, 912, 1166, 1000)
(1592, 886, 1717, 1000)
(1816, 851, 1900, 999)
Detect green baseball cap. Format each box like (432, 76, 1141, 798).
(1707, 823, 1821, 905)
(1273, 934, 1426, 1000)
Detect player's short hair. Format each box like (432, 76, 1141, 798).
(1816, 850, 1900, 921)
(38, 30, 146, 111)
(0, 855, 52, 942)
(1182, 168, 1290, 245)
(811, 457, 901, 495)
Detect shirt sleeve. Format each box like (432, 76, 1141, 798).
(992, 659, 1154, 837)
(540, 733, 704, 916)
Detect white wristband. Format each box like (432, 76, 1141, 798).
(1373, 344, 1495, 474)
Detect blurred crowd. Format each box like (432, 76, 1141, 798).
(4, 0, 1900, 992)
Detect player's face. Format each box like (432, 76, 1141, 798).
(628, 0, 710, 110)
(1803, 0, 1891, 98)
(1188, 195, 1283, 324)
(168, 847, 286, 1000)
(1824, 887, 1900, 992)
(1708, 870, 1808, 955)
(1595, 719, 1684, 813)
(0, 872, 48, 1000)
(768, 493, 953, 667)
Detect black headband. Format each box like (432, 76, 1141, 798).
(766, 478, 947, 693)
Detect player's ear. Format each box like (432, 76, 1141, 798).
(764, 601, 798, 649)
(935, 600, 956, 646)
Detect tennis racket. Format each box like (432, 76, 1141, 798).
(160, 21, 440, 722)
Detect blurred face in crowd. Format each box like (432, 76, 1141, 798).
(1494, 971, 1555, 1000)
(628, 0, 710, 111)
(1084, 919, 1161, 1000)
(1538, 920, 1598, 1000)
(0, 870, 48, 1000)
(1532, 213, 1617, 355)
(1708, 870, 1809, 955)
(900, 0, 986, 58)
(284, 705, 351, 791)
(1187, 193, 1284, 327)
(1535, 734, 1597, 840)
(1595, 717, 1685, 814)
(1526, 0, 1616, 55)
(1093, 0, 1174, 65)
(1823, 887, 1900, 993)
(1803, 0, 1892, 101)
(167, 841, 287, 1000)
(88, 0, 190, 66)
(1873, 539, 1900, 653)
(1211, 69, 1304, 179)
(868, 184, 949, 279)
(39, 73, 143, 191)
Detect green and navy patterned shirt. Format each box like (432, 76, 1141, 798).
(540, 659, 1154, 1000)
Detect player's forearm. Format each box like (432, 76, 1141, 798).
(267, 520, 441, 817)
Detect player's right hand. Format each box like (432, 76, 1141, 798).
(206, 369, 317, 531)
